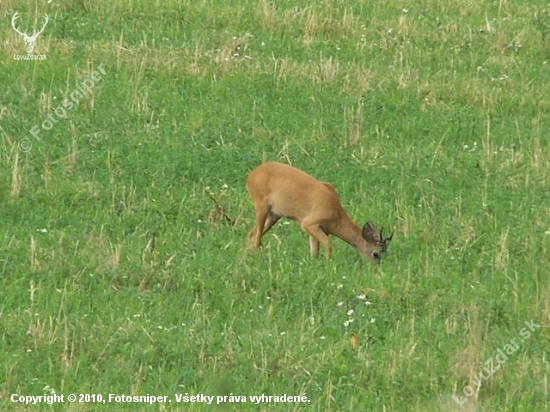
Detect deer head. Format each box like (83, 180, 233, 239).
(361, 222, 394, 263)
(12, 11, 49, 54)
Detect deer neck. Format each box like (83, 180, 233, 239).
(330, 213, 364, 249)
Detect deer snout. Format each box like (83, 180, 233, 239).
(371, 251, 381, 263)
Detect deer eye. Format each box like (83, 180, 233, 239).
(372, 251, 381, 261)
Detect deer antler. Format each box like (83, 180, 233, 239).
(32, 14, 49, 40)
(11, 11, 27, 37)
(379, 227, 394, 252)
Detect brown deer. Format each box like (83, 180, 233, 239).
(246, 161, 393, 264)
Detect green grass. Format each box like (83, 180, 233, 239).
(1, 0, 549, 410)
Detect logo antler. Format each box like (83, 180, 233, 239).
(12, 11, 49, 54)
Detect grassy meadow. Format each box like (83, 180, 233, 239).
(1, 0, 550, 410)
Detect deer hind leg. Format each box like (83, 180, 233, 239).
(262, 210, 280, 235)
(301, 221, 332, 259)
(249, 203, 282, 248)
(248, 202, 270, 248)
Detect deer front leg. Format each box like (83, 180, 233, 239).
(309, 236, 320, 257)
(302, 222, 332, 259)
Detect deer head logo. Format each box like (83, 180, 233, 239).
(12, 11, 49, 54)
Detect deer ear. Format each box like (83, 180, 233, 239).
(362, 221, 380, 242)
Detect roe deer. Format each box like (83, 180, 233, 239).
(246, 161, 393, 264)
